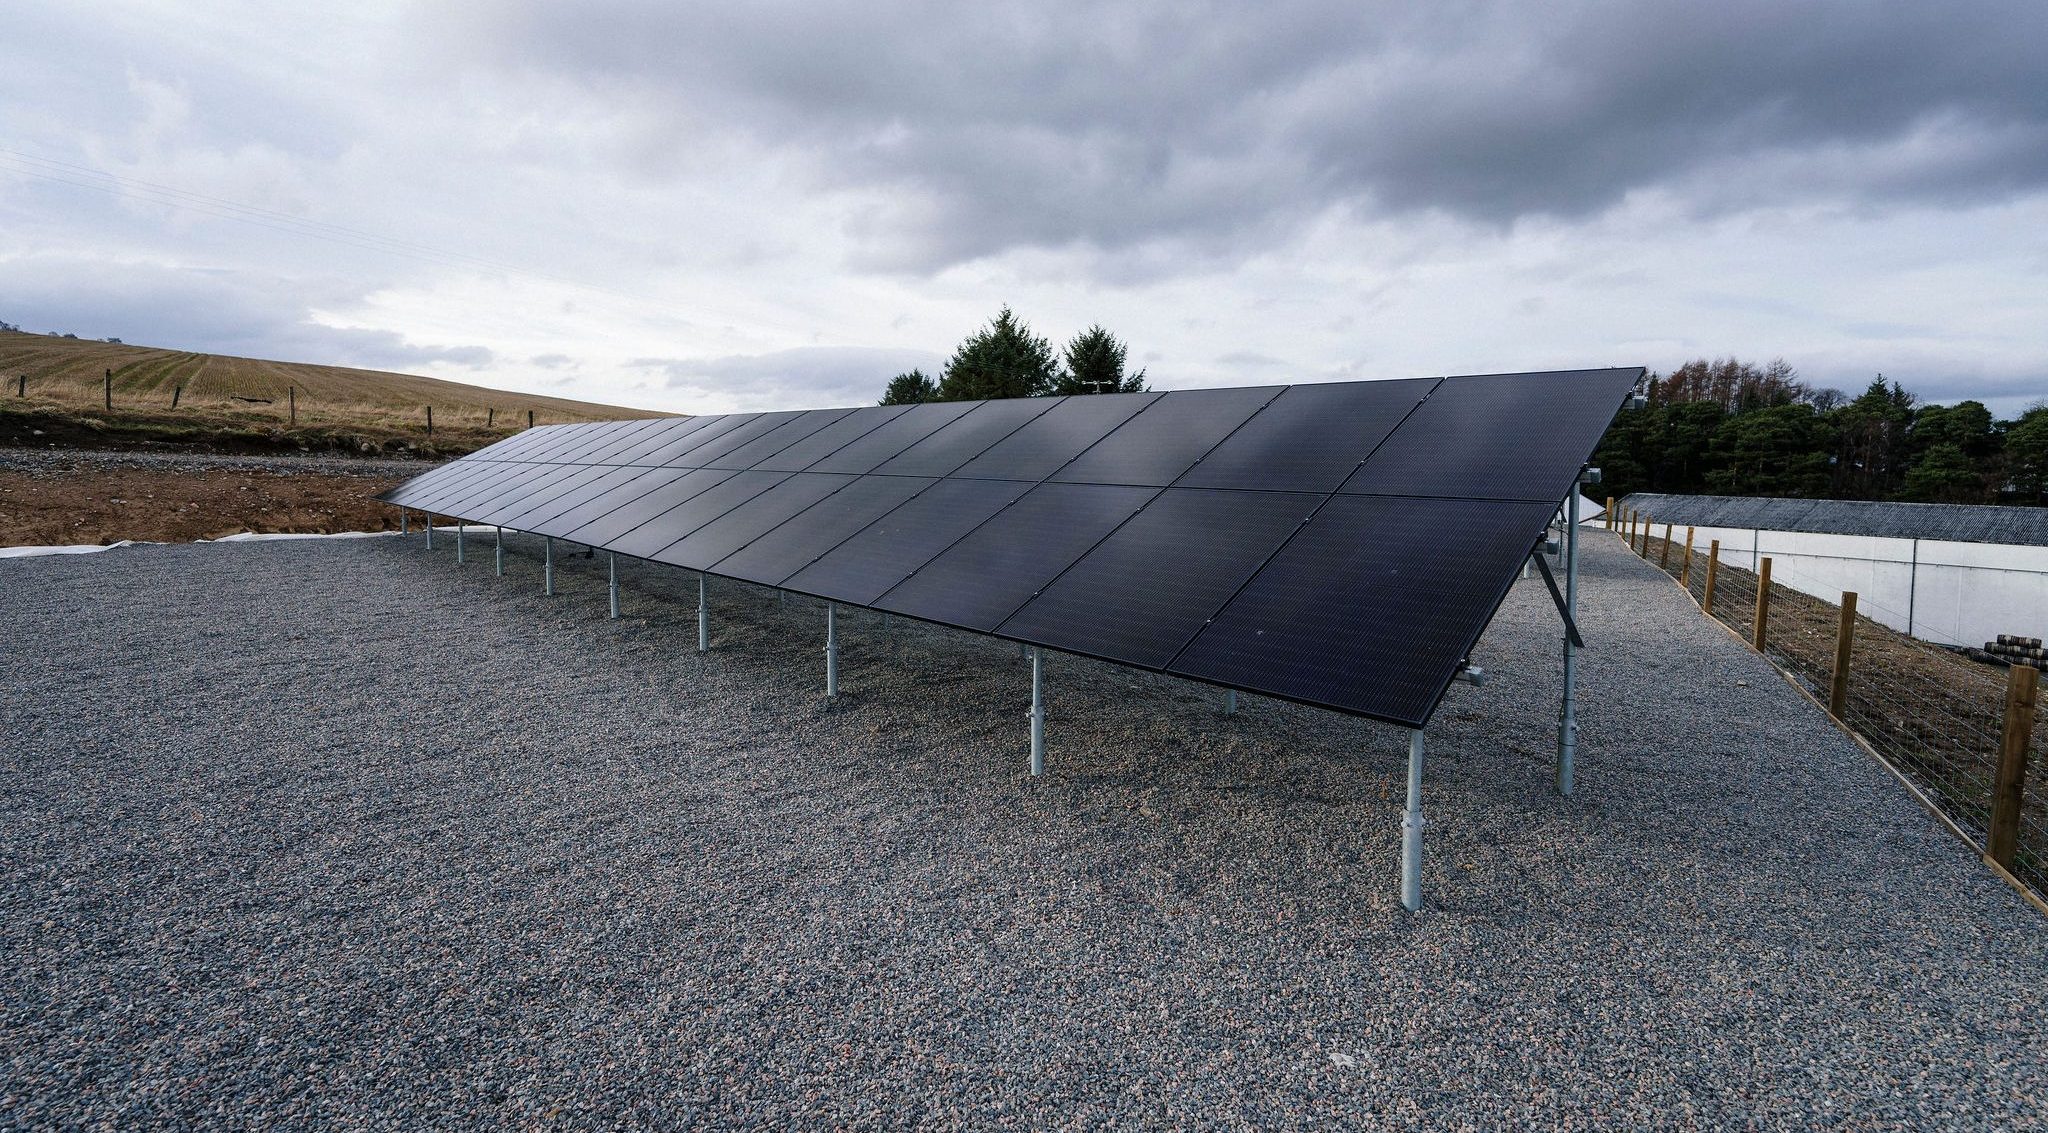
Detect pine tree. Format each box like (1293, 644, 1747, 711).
(935, 307, 1058, 400)
(1052, 325, 1147, 395)
(880, 369, 937, 405)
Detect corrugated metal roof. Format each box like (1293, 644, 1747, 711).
(1618, 494, 2048, 547)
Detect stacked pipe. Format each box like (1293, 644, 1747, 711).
(1985, 634, 2046, 665)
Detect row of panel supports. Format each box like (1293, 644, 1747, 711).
(394, 496, 1588, 915)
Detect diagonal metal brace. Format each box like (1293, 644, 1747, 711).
(1531, 551, 1584, 648)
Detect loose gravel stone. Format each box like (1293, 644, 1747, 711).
(2, 533, 2043, 1129)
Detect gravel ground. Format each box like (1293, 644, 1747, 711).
(3, 532, 2044, 1129)
(0, 448, 434, 479)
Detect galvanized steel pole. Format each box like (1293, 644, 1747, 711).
(697, 574, 709, 653)
(1401, 729, 1425, 911)
(494, 527, 504, 576)
(825, 603, 839, 698)
(608, 552, 620, 619)
(1029, 647, 1045, 776)
(425, 514, 434, 550)
(401, 509, 409, 535)
(456, 521, 465, 564)
(1558, 485, 1580, 795)
(544, 537, 554, 596)
(1224, 689, 1237, 716)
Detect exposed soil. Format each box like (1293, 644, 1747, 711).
(0, 450, 414, 547)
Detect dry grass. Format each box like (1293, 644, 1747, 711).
(0, 331, 670, 431)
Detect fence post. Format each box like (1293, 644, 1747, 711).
(1638, 515, 1652, 556)
(487, 407, 495, 428)
(1829, 592, 1858, 718)
(171, 385, 182, 408)
(1681, 527, 1695, 587)
(1753, 556, 1773, 651)
(1704, 539, 1720, 616)
(1606, 496, 1616, 531)
(528, 409, 535, 429)
(1659, 523, 1673, 571)
(426, 406, 434, 435)
(15, 374, 23, 397)
(1987, 664, 2040, 869)
(104, 368, 112, 410)
(288, 385, 296, 426)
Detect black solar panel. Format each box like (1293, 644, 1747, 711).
(648, 473, 855, 568)
(874, 482, 1158, 630)
(706, 408, 856, 470)
(805, 402, 978, 475)
(1175, 378, 1437, 492)
(710, 473, 934, 585)
(381, 367, 1638, 726)
(533, 468, 692, 537)
(782, 477, 1033, 604)
(607, 469, 790, 559)
(1340, 369, 1640, 501)
(952, 392, 1159, 481)
(1051, 386, 1280, 486)
(753, 406, 912, 472)
(561, 468, 740, 546)
(869, 398, 1058, 477)
(996, 488, 1321, 668)
(1169, 495, 1558, 726)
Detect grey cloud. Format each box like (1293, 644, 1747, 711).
(0, 254, 491, 371)
(529, 353, 576, 369)
(449, 1, 2048, 268)
(629, 346, 945, 410)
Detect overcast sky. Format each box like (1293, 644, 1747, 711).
(5, 1, 2045, 415)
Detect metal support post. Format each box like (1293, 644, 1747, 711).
(425, 515, 434, 550)
(456, 521, 465, 564)
(401, 509, 409, 535)
(1224, 689, 1237, 716)
(1401, 729, 1425, 911)
(1558, 485, 1581, 795)
(825, 603, 839, 697)
(697, 574, 709, 653)
(544, 537, 554, 596)
(494, 527, 504, 576)
(1029, 648, 1046, 776)
(608, 552, 620, 619)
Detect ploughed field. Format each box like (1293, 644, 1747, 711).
(2, 534, 2043, 1128)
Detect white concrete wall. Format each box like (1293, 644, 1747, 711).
(1654, 523, 2048, 649)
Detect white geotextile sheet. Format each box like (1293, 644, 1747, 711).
(0, 529, 409, 560)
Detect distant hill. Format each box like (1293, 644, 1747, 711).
(0, 330, 672, 457)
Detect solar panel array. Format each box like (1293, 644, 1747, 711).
(380, 368, 1642, 727)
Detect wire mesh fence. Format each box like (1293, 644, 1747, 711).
(1617, 514, 2047, 902)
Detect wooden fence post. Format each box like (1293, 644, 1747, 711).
(288, 385, 296, 426)
(1639, 515, 1652, 556)
(487, 407, 495, 428)
(104, 368, 112, 410)
(528, 409, 535, 429)
(1681, 527, 1695, 587)
(1829, 592, 1858, 718)
(1753, 556, 1773, 650)
(1606, 497, 1616, 530)
(16, 374, 24, 397)
(426, 406, 434, 435)
(171, 385, 181, 408)
(1987, 664, 2040, 868)
(1704, 539, 1721, 616)
(1659, 523, 1674, 571)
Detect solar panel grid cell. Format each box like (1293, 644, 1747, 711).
(805, 402, 979, 474)
(709, 473, 935, 585)
(606, 469, 792, 559)
(649, 473, 857, 569)
(706, 408, 857, 470)
(753, 406, 914, 472)
(536, 468, 692, 537)
(1051, 385, 1281, 486)
(561, 468, 741, 547)
(782, 477, 1033, 604)
(873, 482, 1159, 631)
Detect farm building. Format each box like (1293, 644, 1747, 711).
(1619, 493, 2048, 650)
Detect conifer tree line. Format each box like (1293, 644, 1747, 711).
(1594, 357, 2048, 506)
(880, 307, 1147, 406)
